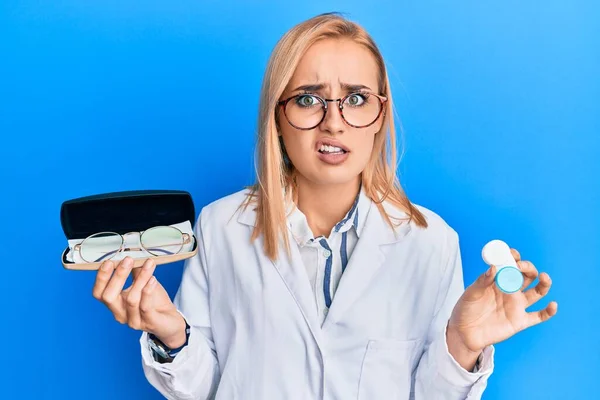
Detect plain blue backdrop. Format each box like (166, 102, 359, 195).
(1, 1, 598, 398)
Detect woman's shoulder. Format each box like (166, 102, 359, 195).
(384, 200, 459, 248)
(196, 187, 254, 228)
(381, 197, 457, 236)
(413, 203, 455, 232)
(392, 202, 461, 272)
(412, 203, 460, 257)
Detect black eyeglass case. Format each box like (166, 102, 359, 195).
(60, 190, 198, 271)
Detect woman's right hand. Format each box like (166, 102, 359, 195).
(92, 256, 187, 349)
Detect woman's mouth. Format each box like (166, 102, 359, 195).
(318, 144, 348, 155)
(316, 143, 350, 165)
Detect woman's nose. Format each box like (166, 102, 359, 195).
(320, 100, 346, 134)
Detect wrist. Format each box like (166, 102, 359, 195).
(446, 324, 482, 371)
(155, 314, 188, 349)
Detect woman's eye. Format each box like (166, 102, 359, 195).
(295, 95, 320, 107)
(346, 93, 367, 107)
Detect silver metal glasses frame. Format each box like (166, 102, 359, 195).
(73, 225, 192, 263)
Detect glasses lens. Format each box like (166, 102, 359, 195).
(284, 94, 325, 129)
(80, 232, 122, 263)
(141, 226, 184, 256)
(341, 92, 382, 127)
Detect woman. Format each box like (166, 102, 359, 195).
(92, 13, 557, 399)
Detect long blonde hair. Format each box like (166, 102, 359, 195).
(242, 12, 428, 260)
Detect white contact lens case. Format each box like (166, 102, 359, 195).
(482, 239, 524, 293)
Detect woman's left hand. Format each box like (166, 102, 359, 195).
(446, 247, 558, 370)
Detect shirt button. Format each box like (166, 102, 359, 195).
(323, 249, 331, 258)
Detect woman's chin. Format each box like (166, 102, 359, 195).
(304, 171, 361, 188)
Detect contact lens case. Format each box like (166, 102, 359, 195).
(482, 239, 524, 293)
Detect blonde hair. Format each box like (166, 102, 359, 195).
(242, 12, 428, 260)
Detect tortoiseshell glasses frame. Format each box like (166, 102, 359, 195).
(277, 90, 388, 130)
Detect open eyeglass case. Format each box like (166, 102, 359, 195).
(60, 190, 198, 271)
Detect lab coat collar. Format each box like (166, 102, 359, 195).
(285, 185, 369, 246)
(236, 189, 413, 335)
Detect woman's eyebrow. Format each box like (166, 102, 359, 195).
(340, 82, 372, 92)
(290, 82, 373, 93)
(292, 83, 326, 92)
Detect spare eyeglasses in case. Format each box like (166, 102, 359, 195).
(60, 190, 198, 271)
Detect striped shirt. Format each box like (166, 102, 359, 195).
(287, 187, 372, 325)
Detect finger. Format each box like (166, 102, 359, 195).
(131, 266, 143, 279)
(526, 301, 558, 329)
(468, 263, 497, 298)
(525, 272, 552, 307)
(519, 260, 539, 290)
(92, 261, 115, 300)
(131, 258, 151, 279)
(101, 257, 134, 320)
(139, 275, 159, 316)
(511, 248, 521, 262)
(126, 263, 145, 294)
(124, 259, 157, 330)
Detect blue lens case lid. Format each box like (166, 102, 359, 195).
(495, 266, 524, 293)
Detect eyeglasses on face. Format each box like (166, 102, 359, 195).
(277, 90, 387, 130)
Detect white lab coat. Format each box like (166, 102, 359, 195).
(140, 189, 494, 399)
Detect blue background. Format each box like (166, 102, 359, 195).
(1, 1, 597, 398)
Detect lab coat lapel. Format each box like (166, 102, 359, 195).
(267, 238, 324, 341)
(238, 204, 323, 345)
(323, 201, 412, 328)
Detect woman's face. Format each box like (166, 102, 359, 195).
(278, 38, 384, 187)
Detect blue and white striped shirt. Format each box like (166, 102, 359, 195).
(287, 188, 372, 325)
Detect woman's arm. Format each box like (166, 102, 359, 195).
(414, 229, 494, 399)
(414, 224, 556, 399)
(140, 211, 221, 400)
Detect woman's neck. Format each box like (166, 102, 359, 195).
(295, 175, 361, 238)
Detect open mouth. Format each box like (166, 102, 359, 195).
(318, 144, 348, 155)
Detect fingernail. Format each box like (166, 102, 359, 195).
(143, 259, 153, 270)
(148, 276, 157, 288)
(485, 267, 491, 277)
(100, 262, 111, 271)
(122, 257, 132, 268)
